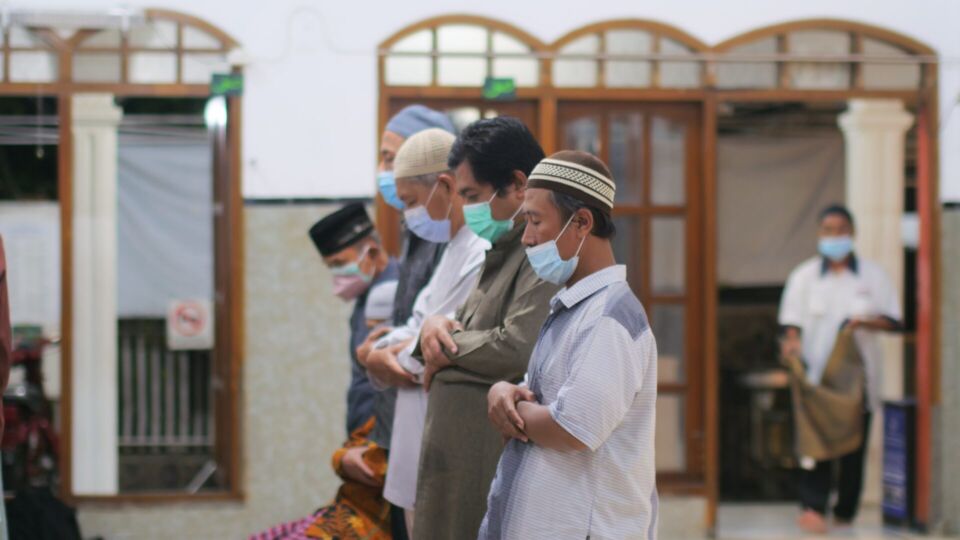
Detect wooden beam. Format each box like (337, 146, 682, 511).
(57, 92, 75, 504)
(702, 94, 719, 536)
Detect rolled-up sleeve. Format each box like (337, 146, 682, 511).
(549, 320, 652, 451)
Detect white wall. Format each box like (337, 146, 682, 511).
(26, 0, 960, 201)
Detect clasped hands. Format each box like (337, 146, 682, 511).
(487, 381, 536, 444)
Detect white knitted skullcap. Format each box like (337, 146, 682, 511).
(393, 128, 456, 179)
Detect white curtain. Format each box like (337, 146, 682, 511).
(117, 132, 213, 317)
(718, 133, 845, 287)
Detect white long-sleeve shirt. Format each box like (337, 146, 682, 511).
(377, 224, 488, 510)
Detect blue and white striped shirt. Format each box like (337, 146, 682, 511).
(479, 265, 659, 540)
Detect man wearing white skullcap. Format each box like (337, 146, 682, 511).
(364, 128, 489, 536)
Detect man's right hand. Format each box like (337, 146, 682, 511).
(487, 381, 536, 443)
(340, 446, 378, 486)
(365, 343, 417, 388)
(356, 326, 391, 368)
(420, 314, 463, 365)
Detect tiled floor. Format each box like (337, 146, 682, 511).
(715, 504, 942, 540)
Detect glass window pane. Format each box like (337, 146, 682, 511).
(385, 56, 432, 86)
(651, 217, 685, 295)
(391, 30, 433, 53)
(650, 116, 686, 206)
(612, 216, 642, 295)
(10, 52, 58, 83)
(606, 60, 651, 87)
(554, 59, 598, 87)
(129, 52, 178, 83)
(9, 27, 46, 47)
(656, 393, 686, 471)
(562, 115, 600, 156)
(651, 304, 685, 383)
(437, 57, 486, 86)
(493, 58, 539, 87)
(605, 30, 652, 88)
(554, 35, 599, 87)
(73, 53, 122, 83)
(492, 32, 528, 53)
(182, 26, 222, 49)
(437, 24, 487, 53)
(659, 38, 700, 88)
(608, 112, 645, 204)
(182, 54, 230, 84)
(715, 38, 778, 89)
(129, 20, 178, 49)
(788, 30, 851, 89)
(606, 29, 652, 53)
(862, 38, 921, 89)
(81, 29, 122, 48)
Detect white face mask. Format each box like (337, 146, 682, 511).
(403, 180, 451, 243)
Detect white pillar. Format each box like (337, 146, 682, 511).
(838, 98, 913, 505)
(71, 93, 122, 495)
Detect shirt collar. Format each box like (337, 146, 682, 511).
(491, 220, 524, 251)
(820, 253, 859, 276)
(551, 264, 627, 310)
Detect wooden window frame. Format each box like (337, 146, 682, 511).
(0, 9, 244, 504)
(378, 15, 941, 531)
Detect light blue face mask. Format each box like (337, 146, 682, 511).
(403, 180, 451, 243)
(377, 171, 404, 210)
(463, 191, 520, 243)
(818, 235, 854, 262)
(525, 214, 587, 285)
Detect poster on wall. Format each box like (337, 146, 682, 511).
(166, 299, 215, 351)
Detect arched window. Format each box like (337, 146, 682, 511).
(379, 15, 546, 87)
(550, 20, 708, 89)
(713, 19, 933, 90)
(0, 8, 238, 88)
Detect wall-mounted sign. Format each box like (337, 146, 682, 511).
(167, 299, 214, 350)
(483, 77, 516, 101)
(210, 73, 243, 96)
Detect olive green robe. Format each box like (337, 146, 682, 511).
(412, 223, 558, 540)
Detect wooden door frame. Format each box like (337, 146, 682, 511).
(376, 13, 942, 534)
(379, 82, 940, 534)
(0, 9, 245, 504)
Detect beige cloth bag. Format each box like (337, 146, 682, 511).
(783, 329, 866, 462)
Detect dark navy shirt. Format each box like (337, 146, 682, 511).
(345, 258, 399, 436)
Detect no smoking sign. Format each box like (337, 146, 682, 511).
(167, 299, 214, 350)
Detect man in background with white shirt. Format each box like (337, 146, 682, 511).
(779, 205, 902, 534)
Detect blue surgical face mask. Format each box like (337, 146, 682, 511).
(377, 171, 404, 210)
(403, 181, 451, 243)
(525, 214, 587, 285)
(463, 191, 520, 243)
(818, 235, 854, 262)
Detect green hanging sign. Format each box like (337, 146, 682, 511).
(483, 77, 517, 101)
(210, 73, 244, 96)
